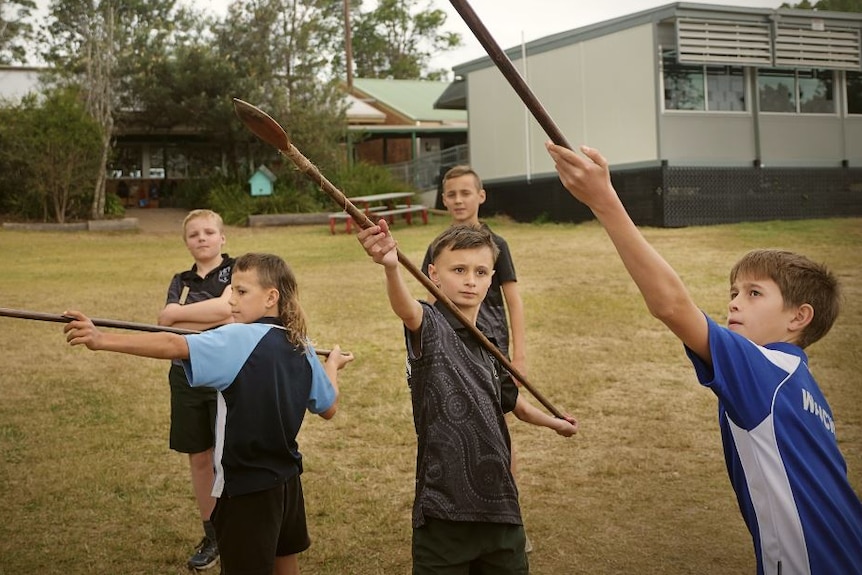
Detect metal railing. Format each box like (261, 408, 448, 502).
(385, 144, 469, 191)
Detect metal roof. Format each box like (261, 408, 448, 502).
(434, 78, 467, 110)
(435, 2, 862, 110)
(450, 2, 862, 75)
(345, 93, 387, 124)
(350, 78, 467, 124)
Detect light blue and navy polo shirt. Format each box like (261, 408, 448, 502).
(181, 317, 336, 498)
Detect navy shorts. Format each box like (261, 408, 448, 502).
(168, 363, 216, 453)
(211, 475, 311, 575)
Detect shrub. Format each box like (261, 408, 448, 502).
(170, 160, 417, 225)
(0, 88, 101, 223)
(207, 178, 328, 225)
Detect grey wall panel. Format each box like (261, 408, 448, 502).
(467, 23, 658, 182)
(661, 114, 756, 165)
(845, 118, 862, 165)
(759, 116, 845, 166)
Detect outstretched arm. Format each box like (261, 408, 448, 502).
(357, 219, 423, 332)
(546, 143, 710, 363)
(65, 310, 189, 359)
(512, 395, 578, 437)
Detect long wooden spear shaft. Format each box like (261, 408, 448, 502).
(232, 98, 564, 419)
(0, 307, 335, 357)
(448, 0, 572, 150)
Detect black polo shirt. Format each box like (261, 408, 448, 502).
(165, 254, 234, 307)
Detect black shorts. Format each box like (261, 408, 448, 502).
(211, 475, 311, 575)
(168, 364, 216, 453)
(412, 518, 528, 575)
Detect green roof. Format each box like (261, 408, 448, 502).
(351, 78, 467, 124)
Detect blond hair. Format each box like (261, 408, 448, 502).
(182, 209, 224, 237)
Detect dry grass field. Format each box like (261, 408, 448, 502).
(0, 213, 860, 574)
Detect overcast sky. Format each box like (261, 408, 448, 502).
(190, 0, 784, 73)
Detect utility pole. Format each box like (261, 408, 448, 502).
(344, 0, 354, 89)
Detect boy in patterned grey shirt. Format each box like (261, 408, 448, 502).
(357, 221, 577, 574)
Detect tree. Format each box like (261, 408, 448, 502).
(0, 0, 35, 64)
(780, 0, 862, 11)
(211, 0, 349, 188)
(44, 0, 189, 219)
(350, 0, 461, 80)
(0, 87, 102, 222)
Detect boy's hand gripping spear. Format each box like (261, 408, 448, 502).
(232, 98, 565, 419)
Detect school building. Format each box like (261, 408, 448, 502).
(436, 2, 862, 226)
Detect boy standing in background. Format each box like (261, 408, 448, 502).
(422, 166, 525, 374)
(158, 209, 234, 570)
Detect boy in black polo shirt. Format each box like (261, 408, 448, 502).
(357, 221, 578, 574)
(157, 209, 234, 571)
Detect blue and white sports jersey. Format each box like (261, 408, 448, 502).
(181, 318, 336, 498)
(688, 316, 862, 575)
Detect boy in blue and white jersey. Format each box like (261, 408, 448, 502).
(547, 142, 862, 575)
(64, 253, 353, 575)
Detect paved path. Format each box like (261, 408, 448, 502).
(126, 207, 188, 234)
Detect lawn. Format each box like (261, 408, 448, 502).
(0, 215, 860, 574)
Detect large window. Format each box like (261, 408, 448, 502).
(758, 69, 835, 114)
(662, 49, 746, 111)
(848, 71, 862, 115)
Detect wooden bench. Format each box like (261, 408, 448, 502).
(376, 204, 428, 227)
(328, 205, 388, 234)
(328, 204, 428, 234)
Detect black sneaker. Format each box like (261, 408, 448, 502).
(187, 536, 219, 571)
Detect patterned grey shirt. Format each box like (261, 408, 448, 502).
(404, 301, 520, 528)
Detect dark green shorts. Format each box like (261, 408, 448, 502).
(412, 517, 528, 575)
(168, 363, 216, 454)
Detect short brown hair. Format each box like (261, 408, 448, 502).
(429, 224, 499, 264)
(730, 249, 840, 349)
(442, 165, 482, 191)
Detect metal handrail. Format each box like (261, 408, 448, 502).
(385, 144, 470, 190)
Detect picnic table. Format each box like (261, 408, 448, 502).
(329, 191, 428, 234)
